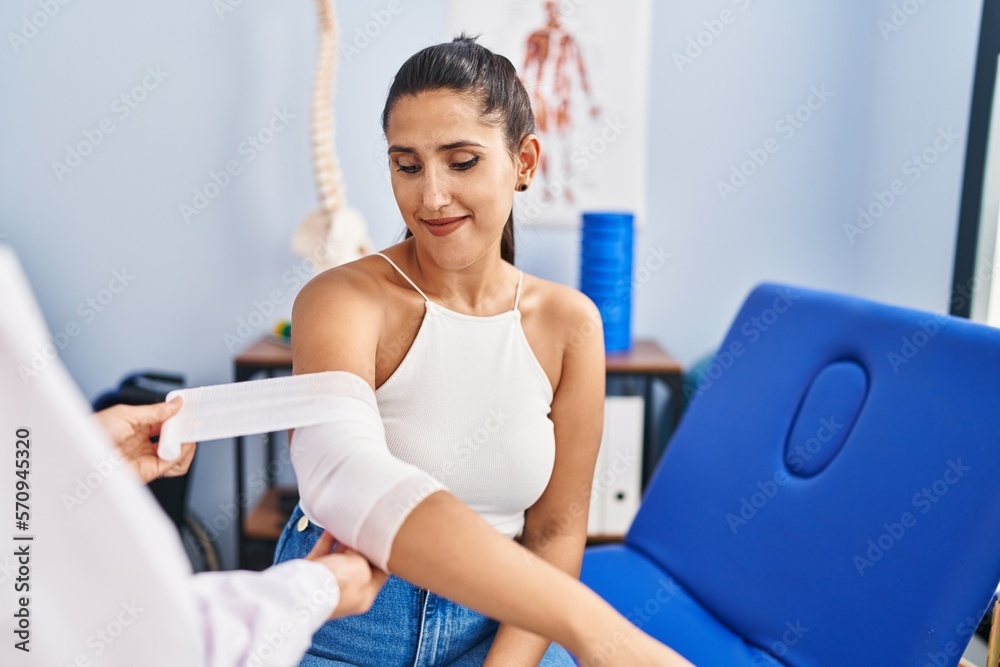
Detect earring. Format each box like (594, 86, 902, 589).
(519, 184, 528, 191)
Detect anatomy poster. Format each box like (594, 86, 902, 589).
(450, 0, 651, 227)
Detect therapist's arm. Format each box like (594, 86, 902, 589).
(291, 267, 692, 667)
(190, 531, 387, 667)
(94, 396, 395, 666)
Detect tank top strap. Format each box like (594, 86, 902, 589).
(373, 252, 431, 303)
(513, 270, 525, 311)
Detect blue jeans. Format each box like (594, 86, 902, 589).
(274, 504, 577, 667)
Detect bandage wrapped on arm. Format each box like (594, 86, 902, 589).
(160, 370, 445, 572)
(290, 374, 446, 571)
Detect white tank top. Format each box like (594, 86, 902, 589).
(373, 252, 556, 539)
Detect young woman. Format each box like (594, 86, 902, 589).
(273, 36, 691, 667)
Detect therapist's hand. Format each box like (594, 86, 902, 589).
(92, 396, 197, 483)
(306, 531, 388, 619)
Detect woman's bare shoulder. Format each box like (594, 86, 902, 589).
(295, 255, 386, 307)
(290, 254, 394, 378)
(524, 273, 603, 332)
(520, 273, 604, 392)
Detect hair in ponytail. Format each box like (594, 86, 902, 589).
(382, 35, 535, 264)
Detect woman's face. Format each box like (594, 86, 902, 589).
(386, 89, 521, 269)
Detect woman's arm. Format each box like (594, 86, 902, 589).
(292, 267, 691, 667)
(390, 491, 693, 667)
(484, 290, 606, 665)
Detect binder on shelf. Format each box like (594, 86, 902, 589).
(588, 395, 644, 537)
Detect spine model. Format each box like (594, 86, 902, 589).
(292, 0, 373, 272)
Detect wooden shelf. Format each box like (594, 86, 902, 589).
(605, 339, 683, 374)
(234, 338, 293, 370)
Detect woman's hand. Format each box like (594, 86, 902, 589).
(305, 531, 388, 619)
(92, 397, 196, 483)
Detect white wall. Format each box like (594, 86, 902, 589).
(0, 0, 983, 568)
(852, 0, 983, 311)
(634, 0, 870, 362)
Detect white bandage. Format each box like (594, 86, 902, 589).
(291, 415, 446, 572)
(159, 371, 369, 461)
(160, 371, 446, 570)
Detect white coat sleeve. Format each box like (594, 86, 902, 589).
(1, 246, 336, 667)
(188, 560, 339, 667)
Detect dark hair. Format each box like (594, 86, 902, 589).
(382, 35, 535, 264)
